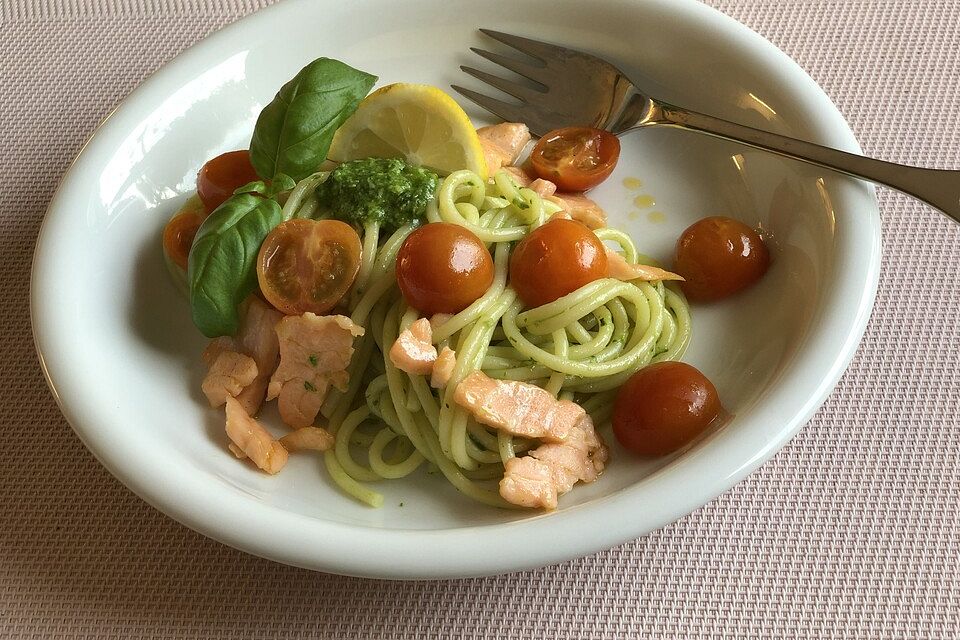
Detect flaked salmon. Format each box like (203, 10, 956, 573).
(279, 426, 335, 452)
(530, 178, 557, 198)
(497, 457, 555, 508)
(224, 397, 288, 474)
(267, 313, 364, 428)
(606, 248, 684, 282)
(500, 415, 608, 509)
(478, 123, 531, 175)
(389, 318, 437, 376)
(430, 346, 457, 388)
(547, 193, 607, 229)
(499, 166, 556, 199)
(501, 165, 532, 186)
(453, 371, 583, 441)
(429, 313, 454, 334)
(201, 297, 282, 415)
(201, 351, 258, 408)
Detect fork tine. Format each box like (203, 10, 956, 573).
(450, 85, 531, 125)
(478, 28, 569, 63)
(470, 47, 546, 83)
(460, 66, 543, 102)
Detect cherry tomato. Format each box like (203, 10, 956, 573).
(613, 361, 722, 456)
(197, 150, 260, 212)
(162, 210, 204, 271)
(509, 218, 608, 308)
(396, 223, 494, 316)
(257, 219, 362, 315)
(529, 127, 621, 191)
(673, 216, 770, 302)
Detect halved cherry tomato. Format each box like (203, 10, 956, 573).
(673, 216, 770, 302)
(396, 223, 494, 316)
(257, 219, 362, 316)
(197, 150, 260, 212)
(613, 361, 722, 456)
(509, 217, 608, 308)
(529, 127, 621, 192)
(162, 210, 204, 271)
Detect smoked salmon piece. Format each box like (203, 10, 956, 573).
(201, 297, 282, 415)
(499, 415, 608, 509)
(605, 248, 684, 282)
(546, 193, 607, 229)
(429, 313, 454, 333)
(478, 123, 531, 175)
(267, 313, 364, 428)
(530, 178, 557, 198)
(453, 371, 583, 441)
(279, 426, 335, 452)
(501, 165, 532, 186)
(201, 351, 258, 408)
(430, 346, 457, 388)
(224, 397, 288, 474)
(389, 318, 437, 376)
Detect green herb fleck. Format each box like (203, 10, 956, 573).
(304, 381, 317, 392)
(308, 354, 318, 366)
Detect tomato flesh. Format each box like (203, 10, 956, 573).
(162, 211, 204, 271)
(162, 197, 207, 271)
(396, 223, 494, 316)
(613, 361, 722, 456)
(257, 219, 361, 315)
(197, 150, 260, 213)
(673, 216, 770, 302)
(509, 218, 608, 308)
(529, 127, 620, 191)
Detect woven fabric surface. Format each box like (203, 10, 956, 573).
(3, 0, 959, 637)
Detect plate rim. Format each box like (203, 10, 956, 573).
(30, 0, 882, 578)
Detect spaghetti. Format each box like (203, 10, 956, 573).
(278, 168, 692, 507)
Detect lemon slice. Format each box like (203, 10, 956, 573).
(329, 83, 488, 179)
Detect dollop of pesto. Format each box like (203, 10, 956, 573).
(316, 158, 438, 229)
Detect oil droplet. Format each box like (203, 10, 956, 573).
(647, 210, 666, 223)
(633, 195, 656, 208)
(627, 211, 641, 221)
(622, 177, 643, 190)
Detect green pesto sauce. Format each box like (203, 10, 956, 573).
(317, 158, 438, 229)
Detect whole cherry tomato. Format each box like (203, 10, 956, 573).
(162, 212, 203, 272)
(613, 361, 722, 456)
(396, 223, 494, 316)
(509, 218, 608, 308)
(673, 216, 770, 302)
(197, 150, 260, 212)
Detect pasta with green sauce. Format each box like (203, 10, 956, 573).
(277, 167, 691, 508)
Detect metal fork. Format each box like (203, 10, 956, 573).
(454, 29, 960, 221)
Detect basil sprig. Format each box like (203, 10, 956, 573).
(185, 57, 377, 337)
(249, 58, 377, 181)
(187, 194, 282, 337)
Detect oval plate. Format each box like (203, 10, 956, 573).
(32, 0, 880, 578)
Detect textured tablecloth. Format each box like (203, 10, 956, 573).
(3, 0, 959, 637)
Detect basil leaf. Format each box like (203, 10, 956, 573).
(250, 58, 377, 181)
(233, 180, 268, 196)
(233, 173, 296, 199)
(187, 194, 282, 337)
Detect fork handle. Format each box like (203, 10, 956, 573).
(646, 102, 960, 222)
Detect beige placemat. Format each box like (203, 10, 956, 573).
(3, 0, 959, 637)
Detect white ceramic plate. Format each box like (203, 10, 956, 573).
(32, 0, 881, 578)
